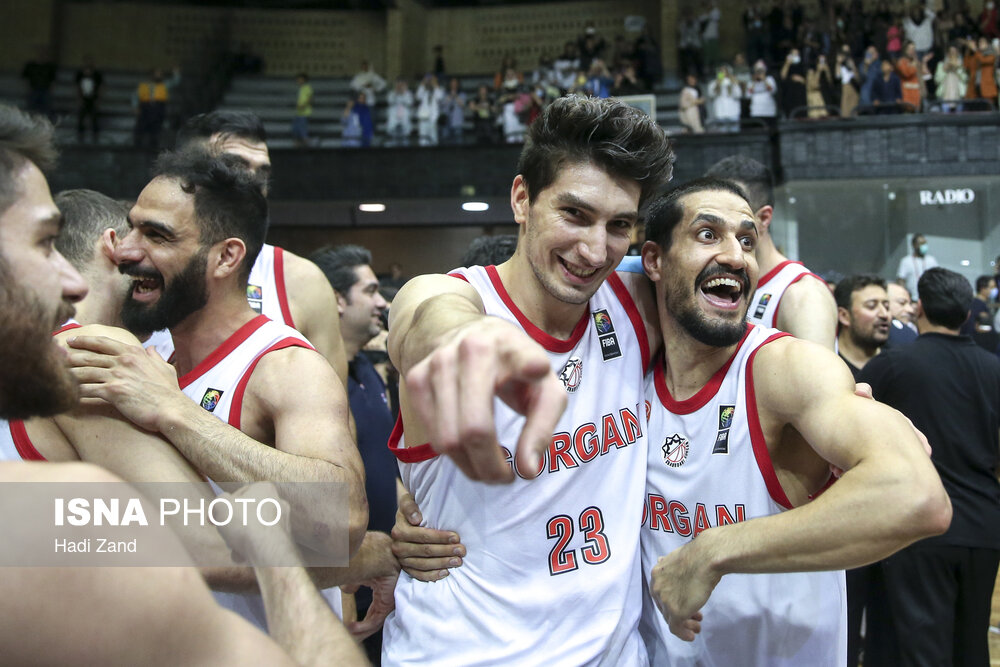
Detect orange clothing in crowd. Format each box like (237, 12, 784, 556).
(136, 82, 169, 103)
(896, 56, 921, 110)
(964, 52, 998, 100)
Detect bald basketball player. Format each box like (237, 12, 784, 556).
(0, 104, 368, 665)
(704, 155, 837, 348)
(176, 110, 348, 384)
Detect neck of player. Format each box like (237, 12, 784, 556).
(659, 315, 742, 402)
(168, 291, 259, 377)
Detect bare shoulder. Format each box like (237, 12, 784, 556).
(280, 248, 329, 289)
(56, 324, 142, 346)
(777, 274, 837, 348)
(390, 272, 484, 323)
(248, 344, 344, 410)
(751, 334, 855, 414)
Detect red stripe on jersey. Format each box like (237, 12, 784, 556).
(387, 414, 438, 463)
(653, 325, 752, 414)
(53, 322, 82, 336)
(756, 260, 803, 289)
(10, 420, 46, 461)
(745, 330, 794, 510)
(228, 337, 314, 430)
(484, 264, 589, 353)
(607, 272, 651, 371)
(273, 247, 296, 329)
(447, 271, 470, 282)
(770, 271, 826, 333)
(179, 315, 270, 389)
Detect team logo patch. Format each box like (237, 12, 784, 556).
(662, 433, 690, 468)
(592, 309, 615, 335)
(599, 333, 622, 361)
(558, 356, 583, 393)
(753, 293, 771, 319)
(246, 285, 263, 300)
(714, 405, 735, 454)
(200, 388, 224, 412)
(719, 405, 735, 429)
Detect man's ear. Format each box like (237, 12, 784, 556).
(335, 290, 347, 316)
(211, 238, 247, 279)
(837, 306, 852, 329)
(756, 205, 774, 235)
(511, 174, 530, 227)
(99, 228, 117, 262)
(641, 240, 663, 282)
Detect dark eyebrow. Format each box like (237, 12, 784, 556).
(690, 213, 758, 236)
(133, 218, 175, 238)
(554, 192, 638, 222)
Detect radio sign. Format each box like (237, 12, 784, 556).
(919, 189, 975, 205)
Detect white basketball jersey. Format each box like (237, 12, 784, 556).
(639, 324, 847, 667)
(383, 266, 651, 667)
(0, 321, 82, 462)
(177, 314, 342, 627)
(246, 244, 295, 327)
(747, 261, 822, 329)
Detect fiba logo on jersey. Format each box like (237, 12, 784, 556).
(558, 357, 583, 392)
(661, 433, 690, 467)
(753, 293, 771, 320)
(200, 388, 224, 412)
(247, 284, 263, 314)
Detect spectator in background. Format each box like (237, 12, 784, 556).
(21, 47, 56, 119)
(75, 56, 103, 143)
(292, 72, 313, 147)
(860, 45, 883, 107)
(964, 37, 998, 106)
(350, 60, 387, 109)
(859, 267, 1000, 667)
(610, 35, 634, 71)
(898, 233, 938, 298)
(886, 282, 920, 347)
(493, 57, 522, 92)
(744, 2, 770, 66)
(678, 73, 705, 133)
(981, 1, 999, 39)
(460, 234, 518, 267)
(873, 58, 904, 113)
(806, 53, 834, 118)
(385, 78, 413, 147)
(634, 26, 663, 89)
(836, 44, 861, 116)
(960, 275, 995, 338)
(553, 42, 581, 92)
(497, 79, 527, 143)
(133, 67, 180, 149)
(415, 74, 443, 146)
(780, 48, 808, 118)
(611, 63, 646, 96)
(341, 93, 373, 148)
(771, 14, 798, 64)
(896, 41, 929, 111)
(887, 15, 904, 61)
(935, 43, 968, 112)
(440, 78, 466, 145)
(700, 1, 722, 72)
(903, 2, 937, 62)
(708, 64, 741, 132)
(468, 85, 496, 144)
(584, 59, 614, 98)
(746, 59, 778, 126)
(835, 274, 890, 378)
(577, 21, 606, 73)
(678, 8, 703, 78)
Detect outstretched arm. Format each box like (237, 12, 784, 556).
(387, 274, 566, 483)
(651, 338, 951, 640)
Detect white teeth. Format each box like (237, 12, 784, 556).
(563, 261, 597, 279)
(703, 278, 741, 289)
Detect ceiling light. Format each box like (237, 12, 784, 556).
(359, 203, 385, 212)
(462, 202, 489, 212)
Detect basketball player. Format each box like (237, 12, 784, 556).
(638, 179, 950, 664)
(382, 95, 674, 665)
(176, 110, 348, 383)
(0, 104, 368, 666)
(704, 155, 837, 348)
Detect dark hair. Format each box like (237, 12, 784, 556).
(704, 155, 774, 211)
(918, 267, 973, 329)
(975, 274, 994, 293)
(310, 244, 372, 298)
(0, 105, 57, 215)
(516, 95, 674, 208)
(176, 110, 267, 149)
(833, 274, 887, 310)
(644, 177, 751, 251)
(461, 234, 518, 267)
(152, 148, 268, 283)
(911, 233, 926, 248)
(53, 189, 130, 271)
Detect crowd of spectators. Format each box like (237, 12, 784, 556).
(679, 0, 1000, 134)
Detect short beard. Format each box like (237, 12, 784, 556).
(0, 264, 79, 419)
(120, 247, 209, 335)
(664, 265, 750, 348)
(849, 326, 886, 352)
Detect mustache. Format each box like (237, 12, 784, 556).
(118, 262, 162, 281)
(54, 301, 76, 331)
(696, 264, 751, 296)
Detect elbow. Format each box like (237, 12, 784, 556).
(903, 477, 952, 541)
(347, 502, 369, 557)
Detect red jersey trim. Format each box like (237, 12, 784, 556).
(10, 420, 46, 461)
(178, 315, 271, 389)
(228, 337, 313, 430)
(653, 325, 752, 414)
(484, 265, 589, 353)
(607, 272, 651, 371)
(447, 271, 470, 282)
(387, 414, 439, 463)
(745, 331, 795, 510)
(273, 247, 296, 329)
(756, 260, 804, 289)
(54, 322, 82, 336)
(770, 271, 825, 332)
